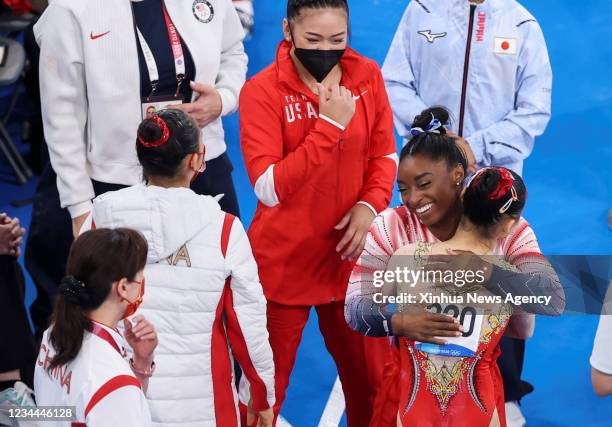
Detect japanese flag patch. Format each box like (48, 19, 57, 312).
(493, 37, 518, 55)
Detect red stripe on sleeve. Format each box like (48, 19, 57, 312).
(207, 213, 242, 424)
(84, 375, 141, 418)
(223, 285, 270, 411)
(211, 281, 239, 425)
(221, 214, 236, 258)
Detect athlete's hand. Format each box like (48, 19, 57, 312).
(425, 249, 494, 284)
(257, 408, 274, 427)
(124, 315, 158, 368)
(246, 400, 274, 427)
(0, 214, 25, 257)
(335, 203, 375, 261)
(391, 311, 463, 344)
(174, 81, 222, 128)
(315, 83, 355, 128)
(71, 212, 90, 239)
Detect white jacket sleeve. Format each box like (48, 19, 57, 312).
(216, 0, 248, 117)
(85, 385, 151, 427)
(223, 219, 275, 411)
(467, 21, 552, 167)
(382, 3, 429, 140)
(37, 1, 93, 218)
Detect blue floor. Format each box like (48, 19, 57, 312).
(1, 1, 611, 426)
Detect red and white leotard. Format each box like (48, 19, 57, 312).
(345, 206, 559, 426)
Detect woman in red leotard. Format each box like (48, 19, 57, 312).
(345, 107, 564, 426)
(388, 165, 534, 427)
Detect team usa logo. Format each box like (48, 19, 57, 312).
(192, 0, 214, 24)
(284, 94, 319, 124)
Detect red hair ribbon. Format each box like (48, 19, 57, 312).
(488, 168, 515, 201)
(138, 115, 170, 148)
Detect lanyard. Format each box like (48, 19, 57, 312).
(136, 1, 186, 100)
(90, 322, 125, 357)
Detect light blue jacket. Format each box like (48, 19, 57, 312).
(382, 0, 552, 175)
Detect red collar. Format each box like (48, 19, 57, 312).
(90, 322, 125, 357)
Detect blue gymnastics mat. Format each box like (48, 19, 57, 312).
(1, 1, 610, 426)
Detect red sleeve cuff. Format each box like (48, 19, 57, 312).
(250, 391, 272, 412)
(314, 116, 344, 143)
(359, 193, 389, 215)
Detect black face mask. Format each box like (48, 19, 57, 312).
(294, 47, 345, 83)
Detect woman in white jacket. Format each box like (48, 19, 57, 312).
(84, 109, 274, 427)
(26, 0, 248, 342)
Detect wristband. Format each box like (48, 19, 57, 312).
(130, 358, 156, 378)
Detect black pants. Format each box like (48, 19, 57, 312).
(25, 153, 240, 342)
(25, 165, 127, 342)
(0, 257, 37, 388)
(23, 18, 48, 175)
(498, 337, 534, 403)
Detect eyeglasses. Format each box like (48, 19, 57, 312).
(193, 150, 205, 173)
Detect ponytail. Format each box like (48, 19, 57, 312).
(47, 276, 92, 372)
(47, 229, 148, 372)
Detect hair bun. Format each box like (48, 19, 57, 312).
(137, 116, 170, 148)
(59, 275, 90, 306)
(474, 168, 501, 197)
(411, 107, 450, 133)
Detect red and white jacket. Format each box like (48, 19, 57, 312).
(87, 184, 275, 426)
(239, 41, 398, 306)
(34, 322, 152, 427)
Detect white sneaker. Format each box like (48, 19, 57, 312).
(505, 400, 526, 427)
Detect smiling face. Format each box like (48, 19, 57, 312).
(397, 154, 465, 228)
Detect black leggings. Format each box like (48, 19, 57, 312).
(0, 257, 37, 388)
(498, 337, 534, 402)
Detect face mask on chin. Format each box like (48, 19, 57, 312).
(121, 278, 145, 319)
(293, 47, 346, 83)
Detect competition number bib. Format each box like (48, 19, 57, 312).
(415, 304, 484, 357)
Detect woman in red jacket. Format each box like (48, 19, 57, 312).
(239, 1, 398, 424)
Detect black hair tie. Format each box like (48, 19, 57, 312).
(59, 276, 90, 306)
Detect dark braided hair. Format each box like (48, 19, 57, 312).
(399, 107, 468, 172)
(287, 0, 349, 21)
(136, 109, 200, 180)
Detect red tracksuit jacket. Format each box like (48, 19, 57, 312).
(239, 41, 397, 306)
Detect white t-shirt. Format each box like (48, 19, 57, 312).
(34, 322, 152, 427)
